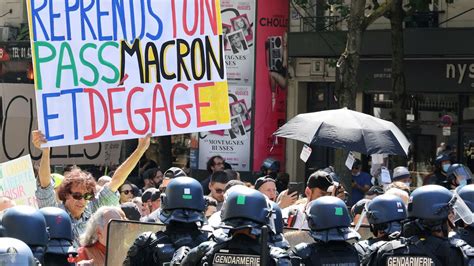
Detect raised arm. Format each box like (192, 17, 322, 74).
(107, 134, 151, 192)
(32, 130, 51, 188)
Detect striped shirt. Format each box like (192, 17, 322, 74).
(36, 180, 119, 247)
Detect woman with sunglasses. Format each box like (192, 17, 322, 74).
(32, 130, 151, 247)
(118, 181, 134, 204)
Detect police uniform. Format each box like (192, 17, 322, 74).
(449, 184, 474, 265)
(181, 186, 294, 266)
(123, 177, 208, 266)
(354, 194, 407, 265)
(124, 223, 208, 265)
(292, 196, 361, 266)
(373, 185, 465, 266)
(374, 235, 463, 266)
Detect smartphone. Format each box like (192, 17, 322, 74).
(287, 182, 304, 196)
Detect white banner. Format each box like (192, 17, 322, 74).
(0, 83, 121, 165)
(27, 0, 230, 147)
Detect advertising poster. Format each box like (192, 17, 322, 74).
(197, 0, 255, 172)
(0, 83, 122, 165)
(220, 0, 255, 85)
(0, 154, 38, 208)
(27, 0, 230, 147)
(253, 0, 289, 171)
(198, 85, 252, 171)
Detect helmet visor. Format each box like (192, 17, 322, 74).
(451, 192, 474, 225)
(453, 166, 473, 186)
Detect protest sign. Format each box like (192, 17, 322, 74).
(27, 0, 230, 147)
(0, 83, 122, 165)
(0, 155, 38, 208)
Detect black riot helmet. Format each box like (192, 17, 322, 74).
(2, 206, 47, 264)
(407, 185, 452, 221)
(159, 176, 205, 224)
(221, 186, 272, 229)
(2, 206, 48, 247)
(366, 194, 407, 235)
(447, 164, 473, 188)
(0, 237, 36, 266)
(367, 194, 407, 225)
(306, 196, 359, 242)
(458, 185, 474, 212)
(39, 207, 74, 256)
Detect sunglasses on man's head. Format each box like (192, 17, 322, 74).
(121, 189, 133, 195)
(71, 192, 94, 201)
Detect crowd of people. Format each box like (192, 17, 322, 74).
(1, 133, 474, 265)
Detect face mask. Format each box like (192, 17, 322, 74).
(442, 164, 451, 173)
(404, 182, 411, 188)
(353, 171, 361, 177)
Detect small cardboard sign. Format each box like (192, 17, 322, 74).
(381, 167, 392, 184)
(300, 144, 312, 163)
(345, 152, 356, 170)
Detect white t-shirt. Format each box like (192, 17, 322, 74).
(282, 203, 309, 230)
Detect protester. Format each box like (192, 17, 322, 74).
(282, 170, 333, 229)
(254, 176, 277, 201)
(386, 181, 410, 195)
(77, 206, 126, 265)
(131, 197, 148, 217)
(32, 130, 150, 247)
(201, 155, 225, 194)
(208, 170, 230, 211)
(385, 187, 410, 205)
(118, 181, 134, 204)
(350, 159, 372, 206)
(142, 167, 163, 190)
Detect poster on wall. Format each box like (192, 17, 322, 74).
(198, 85, 252, 171)
(220, 0, 256, 85)
(196, 0, 256, 172)
(253, 0, 289, 171)
(27, 0, 230, 147)
(0, 83, 122, 165)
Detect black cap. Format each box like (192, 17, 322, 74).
(120, 202, 141, 221)
(366, 186, 384, 196)
(307, 171, 334, 191)
(163, 167, 186, 179)
(141, 188, 159, 202)
(254, 176, 276, 191)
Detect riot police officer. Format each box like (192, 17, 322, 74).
(449, 184, 474, 265)
(353, 194, 407, 265)
(374, 185, 464, 265)
(40, 207, 75, 265)
(0, 237, 37, 265)
(123, 176, 209, 265)
(180, 186, 292, 265)
(292, 196, 361, 265)
(447, 164, 473, 189)
(1, 206, 48, 264)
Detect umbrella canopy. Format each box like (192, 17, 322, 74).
(273, 108, 410, 156)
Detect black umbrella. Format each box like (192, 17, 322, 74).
(273, 108, 410, 156)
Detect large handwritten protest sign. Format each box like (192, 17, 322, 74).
(26, 0, 230, 147)
(0, 155, 38, 208)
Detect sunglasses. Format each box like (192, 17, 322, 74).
(121, 189, 133, 195)
(71, 192, 94, 201)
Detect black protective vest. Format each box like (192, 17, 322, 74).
(200, 234, 291, 266)
(294, 241, 360, 266)
(450, 236, 474, 266)
(123, 229, 208, 266)
(374, 235, 462, 266)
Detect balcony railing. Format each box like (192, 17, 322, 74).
(301, 16, 341, 32)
